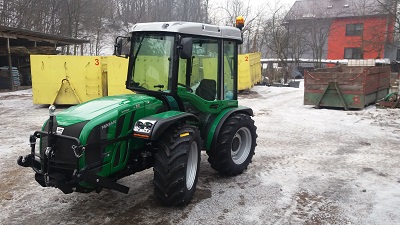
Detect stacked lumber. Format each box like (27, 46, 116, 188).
(0, 46, 57, 55)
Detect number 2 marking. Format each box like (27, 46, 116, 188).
(245, 56, 249, 61)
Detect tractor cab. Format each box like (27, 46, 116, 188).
(115, 22, 243, 113)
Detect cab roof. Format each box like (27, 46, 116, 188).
(131, 22, 242, 42)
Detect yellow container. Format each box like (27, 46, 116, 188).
(238, 52, 261, 91)
(104, 55, 170, 96)
(31, 53, 263, 105)
(31, 55, 105, 105)
(104, 56, 132, 96)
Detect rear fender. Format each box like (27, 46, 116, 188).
(204, 106, 253, 151)
(133, 111, 199, 141)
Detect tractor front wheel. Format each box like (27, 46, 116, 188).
(153, 125, 201, 206)
(207, 113, 257, 176)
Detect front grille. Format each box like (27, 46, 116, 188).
(39, 120, 88, 179)
(51, 138, 78, 170)
(39, 136, 77, 180)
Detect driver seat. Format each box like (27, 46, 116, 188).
(195, 79, 216, 101)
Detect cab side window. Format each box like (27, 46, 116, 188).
(223, 41, 236, 100)
(178, 38, 220, 101)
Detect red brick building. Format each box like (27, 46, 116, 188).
(328, 13, 396, 60)
(285, 0, 398, 61)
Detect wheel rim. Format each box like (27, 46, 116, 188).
(186, 141, 198, 190)
(231, 127, 252, 165)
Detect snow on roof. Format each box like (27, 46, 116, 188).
(285, 0, 395, 21)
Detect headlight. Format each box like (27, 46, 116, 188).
(133, 120, 156, 134)
(136, 121, 145, 129)
(144, 122, 153, 129)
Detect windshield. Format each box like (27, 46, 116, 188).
(128, 34, 174, 91)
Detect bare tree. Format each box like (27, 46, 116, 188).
(285, 21, 311, 65)
(262, 5, 290, 82)
(337, 0, 398, 59)
(0, 0, 10, 25)
(283, 0, 335, 67)
(0, 0, 212, 55)
(82, 0, 113, 55)
(304, 19, 331, 67)
(376, 0, 399, 59)
(377, 0, 398, 32)
(114, 0, 147, 29)
(209, 0, 263, 53)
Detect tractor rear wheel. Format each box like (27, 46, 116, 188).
(153, 125, 201, 206)
(207, 113, 257, 176)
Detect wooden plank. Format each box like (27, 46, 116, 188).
(305, 84, 363, 92)
(307, 72, 365, 80)
(367, 66, 390, 74)
(0, 32, 17, 39)
(378, 101, 399, 108)
(305, 78, 364, 86)
(0, 46, 57, 55)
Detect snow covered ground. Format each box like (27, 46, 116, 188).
(0, 82, 399, 224)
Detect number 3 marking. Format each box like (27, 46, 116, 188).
(95, 58, 100, 65)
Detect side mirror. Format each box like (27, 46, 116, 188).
(180, 37, 193, 60)
(114, 36, 131, 57)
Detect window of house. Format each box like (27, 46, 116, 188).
(344, 48, 363, 59)
(396, 49, 400, 61)
(345, 23, 363, 36)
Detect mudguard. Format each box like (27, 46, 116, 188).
(133, 111, 199, 141)
(204, 106, 253, 151)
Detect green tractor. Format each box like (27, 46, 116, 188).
(18, 20, 257, 206)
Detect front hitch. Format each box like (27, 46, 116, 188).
(17, 154, 33, 167)
(17, 105, 57, 172)
(17, 105, 130, 194)
(17, 134, 41, 169)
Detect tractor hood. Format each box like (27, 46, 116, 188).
(55, 94, 160, 127)
(28, 93, 164, 191)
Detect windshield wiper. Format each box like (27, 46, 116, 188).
(133, 36, 145, 60)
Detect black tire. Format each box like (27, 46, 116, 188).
(207, 113, 257, 176)
(153, 125, 201, 206)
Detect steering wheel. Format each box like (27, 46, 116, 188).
(177, 83, 193, 93)
(130, 81, 148, 90)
